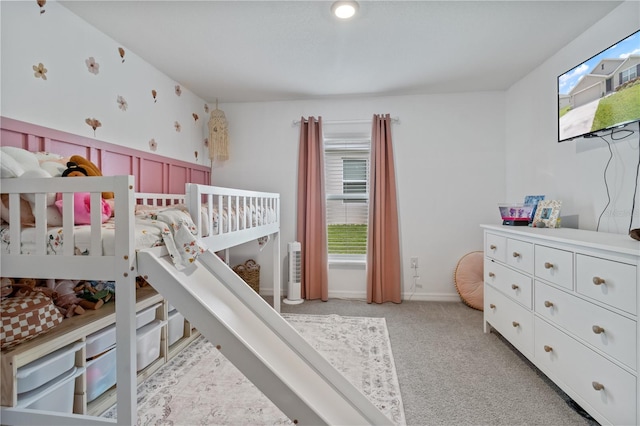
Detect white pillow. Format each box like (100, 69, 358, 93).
(20, 168, 57, 206)
(40, 160, 67, 177)
(0, 150, 25, 178)
(0, 147, 40, 171)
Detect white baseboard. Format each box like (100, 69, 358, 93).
(263, 288, 461, 303)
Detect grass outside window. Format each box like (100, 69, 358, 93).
(328, 224, 367, 254)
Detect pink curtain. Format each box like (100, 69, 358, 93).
(296, 116, 328, 301)
(367, 114, 402, 304)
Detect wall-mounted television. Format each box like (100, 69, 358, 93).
(558, 29, 640, 142)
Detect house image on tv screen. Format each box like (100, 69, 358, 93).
(568, 55, 640, 109)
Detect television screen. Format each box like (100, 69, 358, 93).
(558, 29, 640, 142)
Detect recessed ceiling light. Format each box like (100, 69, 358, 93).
(331, 1, 359, 19)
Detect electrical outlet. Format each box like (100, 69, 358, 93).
(410, 257, 418, 268)
(415, 284, 423, 288)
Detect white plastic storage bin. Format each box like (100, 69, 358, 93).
(136, 319, 165, 372)
(136, 302, 162, 329)
(86, 324, 116, 358)
(86, 302, 161, 358)
(16, 366, 85, 413)
(86, 346, 117, 402)
(16, 341, 84, 394)
(168, 310, 185, 346)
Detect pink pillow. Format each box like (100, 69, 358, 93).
(55, 193, 112, 225)
(454, 251, 484, 311)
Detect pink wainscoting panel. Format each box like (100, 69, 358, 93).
(168, 165, 189, 194)
(1, 128, 26, 148)
(191, 169, 208, 185)
(46, 138, 91, 159)
(101, 150, 134, 177)
(139, 159, 165, 193)
(0, 117, 210, 193)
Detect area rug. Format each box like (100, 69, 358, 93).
(103, 313, 406, 425)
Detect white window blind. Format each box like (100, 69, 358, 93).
(324, 138, 370, 260)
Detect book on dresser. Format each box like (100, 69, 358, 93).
(481, 224, 639, 426)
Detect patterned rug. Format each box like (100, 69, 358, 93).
(103, 313, 406, 425)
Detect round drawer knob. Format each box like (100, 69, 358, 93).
(544, 300, 554, 308)
(592, 381, 605, 391)
(512, 252, 521, 258)
(512, 321, 520, 328)
(489, 303, 496, 309)
(543, 345, 553, 353)
(488, 272, 495, 278)
(490, 244, 497, 250)
(592, 325, 605, 334)
(592, 276, 605, 285)
(511, 284, 519, 290)
(544, 262, 554, 269)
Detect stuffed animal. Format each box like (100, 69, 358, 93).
(55, 161, 112, 225)
(1, 277, 13, 299)
(61, 161, 88, 177)
(69, 155, 114, 199)
(51, 279, 86, 317)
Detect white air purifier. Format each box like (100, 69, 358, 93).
(283, 241, 303, 305)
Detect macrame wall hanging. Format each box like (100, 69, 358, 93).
(208, 99, 229, 162)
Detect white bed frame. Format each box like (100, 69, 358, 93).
(0, 177, 281, 426)
(186, 183, 281, 312)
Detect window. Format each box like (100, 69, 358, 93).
(324, 138, 370, 261)
(342, 159, 367, 203)
(621, 66, 637, 84)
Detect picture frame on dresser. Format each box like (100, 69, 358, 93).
(532, 199, 561, 228)
(523, 195, 545, 222)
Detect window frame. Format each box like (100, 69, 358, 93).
(324, 137, 371, 264)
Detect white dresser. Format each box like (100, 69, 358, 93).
(482, 224, 639, 426)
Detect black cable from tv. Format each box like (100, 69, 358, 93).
(595, 135, 613, 232)
(595, 125, 639, 233)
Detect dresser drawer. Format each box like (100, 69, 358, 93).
(485, 284, 533, 357)
(506, 238, 533, 274)
(535, 281, 637, 370)
(576, 254, 637, 315)
(485, 233, 506, 262)
(535, 318, 636, 426)
(534, 245, 573, 290)
(484, 258, 532, 309)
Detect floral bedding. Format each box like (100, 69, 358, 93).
(0, 206, 207, 270)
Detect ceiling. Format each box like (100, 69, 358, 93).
(60, 1, 623, 104)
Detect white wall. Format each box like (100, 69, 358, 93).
(215, 93, 506, 300)
(1, 1, 208, 165)
(505, 1, 640, 234)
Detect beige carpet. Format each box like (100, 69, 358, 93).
(103, 313, 406, 425)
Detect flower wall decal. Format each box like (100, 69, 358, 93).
(117, 95, 128, 111)
(174, 121, 181, 132)
(192, 113, 199, 122)
(33, 62, 48, 80)
(118, 47, 125, 63)
(149, 138, 157, 151)
(37, 0, 46, 14)
(204, 138, 208, 147)
(85, 117, 102, 136)
(85, 57, 100, 75)
(175, 85, 182, 96)
(152, 89, 157, 103)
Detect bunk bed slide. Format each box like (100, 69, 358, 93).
(137, 248, 393, 426)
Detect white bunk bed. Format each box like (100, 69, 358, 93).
(0, 177, 283, 425)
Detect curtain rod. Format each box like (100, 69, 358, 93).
(292, 117, 400, 127)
